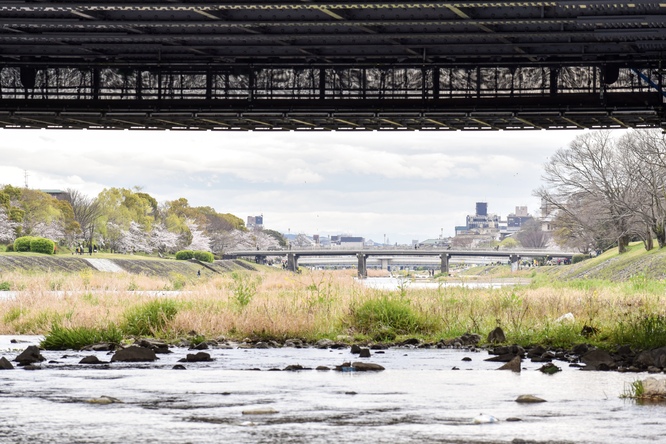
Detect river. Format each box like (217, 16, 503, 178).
(0, 336, 662, 444)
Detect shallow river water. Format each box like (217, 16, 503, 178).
(0, 335, 663, 444)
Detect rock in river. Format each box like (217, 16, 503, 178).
(178, 352, 213, 363)
(580, 349, 614, 371)
(110, 346, 157, 363)
(487, 327, 506, 344)
(85, 396, 123, 405)
(515, 394, 547, 403)
(242, 408, 278, 415)
(351, 362, 385, 371)
(0, 357, 14, 370)
(539, 363, 562, 374)
(79, 356, 107, 365)
(334, 362, 385, 372)
(497, 356, 521, 373)
(14, 345, 45, 366)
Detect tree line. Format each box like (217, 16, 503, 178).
(536, 129, 666, 253)
(0, 186, 285, 255)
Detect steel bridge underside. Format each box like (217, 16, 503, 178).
(1, 1, 666, 131)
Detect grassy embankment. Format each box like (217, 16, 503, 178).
(0, 243, 665, 350)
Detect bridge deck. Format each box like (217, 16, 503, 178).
(1, 1, 665, 130)
(227, 249, 575, 258)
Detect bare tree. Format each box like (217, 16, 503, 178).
(535, 131, 634, 253)
(515, 219, 550, 249)
(64, 188, 103, 247)
(617, 130, 666, 249)
(550, 194, 614, 253)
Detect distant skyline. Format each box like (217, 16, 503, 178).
(0, 128, 619, 244)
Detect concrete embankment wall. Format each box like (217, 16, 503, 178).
(0, 256, 255, 277)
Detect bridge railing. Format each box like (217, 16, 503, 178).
(0, 66, 653, 102)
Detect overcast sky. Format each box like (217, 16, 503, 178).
(0, 128, 610, 244)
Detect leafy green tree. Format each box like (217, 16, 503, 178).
(96, 187, 157, 248)
(263, 229, 287, 248)
(499, 237, 520, 249)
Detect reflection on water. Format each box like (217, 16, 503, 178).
(0, 336, 662, 444)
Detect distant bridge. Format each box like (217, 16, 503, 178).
(224, 248, 576, 278)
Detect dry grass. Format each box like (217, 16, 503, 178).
(1, 268, 665, 348)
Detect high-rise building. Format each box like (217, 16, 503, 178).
(476, 202, 488, 217)
(507, 206, 533, 229)
(247, 215, 264, 229)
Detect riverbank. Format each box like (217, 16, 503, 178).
(0, 267, 664, 353)
(0, 244, 665, 354)
(0, 253, 255, 277)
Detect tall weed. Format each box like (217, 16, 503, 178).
(230, 271, 261, 309)
(123, 299, 180, 337)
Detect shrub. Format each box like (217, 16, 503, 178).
(123, 299, 180, 337)
(175, 250, 195, 260)
(13, 236, 34, 252)
(572, 254, 588, 264)
(0, 281, 10, 291)
(41, 324, 123, 350)
(193, 250, 214, 263)
(30, 237, 56, 255)
(4, 243, 14, 252)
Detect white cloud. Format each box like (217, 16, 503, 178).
(284, 168, 324, 184)
(0, 127, 595, 243)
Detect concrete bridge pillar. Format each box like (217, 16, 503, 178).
(509, 254, 521, 272)
(357, 253, 368, 279)
(380, 258, 390, 270)
(440, 253, 450, 274)
(287, 253, 299, 272)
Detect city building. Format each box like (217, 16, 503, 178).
(453, 202, 540, 247)
(330, 235, 365, 249)
(455, 202, 501, 236)
(246, 214, 264, 230)
(503, 206, 535, 238)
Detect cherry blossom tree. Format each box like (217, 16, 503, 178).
(210, 229, 280, 252)
(150, 223, 180, 255)
(186, 221, 212, 252)
(101, 222, 151, 253)
(30, 221, 65, 242)
(0, 208, 19, 244)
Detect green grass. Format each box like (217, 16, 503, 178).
(122, 299, 180, 337)
(611, 313, 666, 350)
(41, 324, 123, 350)
(349, 293, 436, 341)
(621, 379, 645, 399)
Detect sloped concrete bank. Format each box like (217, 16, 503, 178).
(0, 255, 255, 277)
